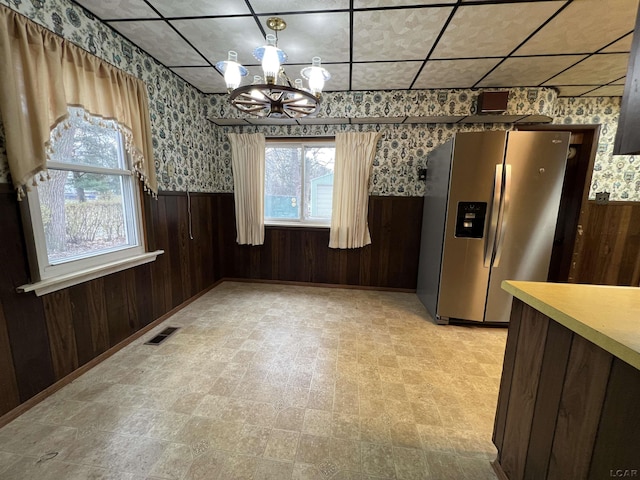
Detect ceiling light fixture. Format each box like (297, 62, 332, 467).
(216, 17, 331, 119)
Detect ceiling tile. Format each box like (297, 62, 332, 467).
(601, 34, 633, 53)
(259, 13, 350, 64)
(353, 7, 453, 62)
(171, 67, 226, 93)
(74, 0, 159, 20)
(432, 2, 565, 59)
(583, 85, 625, 97)
(354, 0, 452, 6)
(556, 86, 598, 97)
(148, 0, 250, 17)
(414, 58, 501, 89)
(109, 20, 208, 66)
(170, 17, 266, 66)
(544, 53, 630, 86)
(351, 62, 423, 90)
(249, 0, 349, 12)
(478, 55, 586, 88)
(516, 0, 639, 55)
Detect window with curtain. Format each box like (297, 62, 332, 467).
(264, 139, 335, 226)
(0, 5, 161, 295)
(24, 107, 145, 282)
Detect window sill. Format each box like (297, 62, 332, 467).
(17, 250, 164, 297)
(265, 221, 330, 229)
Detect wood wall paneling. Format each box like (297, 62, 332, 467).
(571, 202, 640, 286)
(588, 358, 640, 479)
(42, 290, 79, 379)
(68, 278, 110, 366)
(0, 186, 56, 403)
(500, 303, 550, 480)
(523, 321, 573, 480)
(0, 301, 20, 413)
(547, 335, 613, 479)
(493, 299, 524, 453)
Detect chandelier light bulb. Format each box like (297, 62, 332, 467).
(261, 34, 281, 84)
(251, 76, 265, 101)
(301, 56, 331, 98)
(215, 50, 247, 93)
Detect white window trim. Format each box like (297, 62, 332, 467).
(265, 139, 335, 227)
(264, 220, 330, 228)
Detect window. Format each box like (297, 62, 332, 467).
(264, 140, 335, 225)
(20, 108, 159, 296)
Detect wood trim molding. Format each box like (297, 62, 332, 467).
(0, 278, 224, 429)
(491, 460, 510, 480)
(222, 277, 417, 293)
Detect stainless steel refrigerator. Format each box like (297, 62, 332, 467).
(416, 130, 570, 324)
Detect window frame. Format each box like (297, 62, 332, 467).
(18, 115, 161, 297)
(264, 138, 335, 228)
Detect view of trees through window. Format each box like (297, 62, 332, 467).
(264, 143, 335, 222)
(40, 111, 133, 264)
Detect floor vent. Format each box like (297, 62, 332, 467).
(144, 326, 180, 346)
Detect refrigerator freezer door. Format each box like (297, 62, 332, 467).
(484, 131, 570, 323)
(416, 140, 454, 319)
(438, 131, 508, 322)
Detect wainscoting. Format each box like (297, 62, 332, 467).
(219, 194, 424, 290)
(570, 201, 640, 286)
(0, 189, 423, 418)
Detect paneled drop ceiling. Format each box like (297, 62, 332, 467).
(72, 0, 638, 97)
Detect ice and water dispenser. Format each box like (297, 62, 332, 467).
(454, 202, 487, 238)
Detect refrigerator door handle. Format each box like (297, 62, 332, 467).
(493, 163, 512, 267)
(484, 164, 503, 267)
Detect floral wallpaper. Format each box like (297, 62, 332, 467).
(0, 0, 637, 201)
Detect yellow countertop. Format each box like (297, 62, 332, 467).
(502, 281, 640, 370)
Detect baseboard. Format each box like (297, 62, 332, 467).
(222, 277, 416, 293)
(0, 278, 224, 429)
(491, 459, 510, 480)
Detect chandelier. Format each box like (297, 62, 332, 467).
(215, 17, 331, 119)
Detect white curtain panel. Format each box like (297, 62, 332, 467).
(329, 131, 383, 249)
(228, 133, 266, 246)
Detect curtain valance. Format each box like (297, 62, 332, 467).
(0, 4, 157, 198)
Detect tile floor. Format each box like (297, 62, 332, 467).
(0, 281, 508, 479)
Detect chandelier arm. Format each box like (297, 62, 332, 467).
(285, 105, 319, 115)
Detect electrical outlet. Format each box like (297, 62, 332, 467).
(595, 191, 610, 205)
